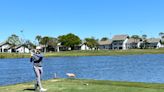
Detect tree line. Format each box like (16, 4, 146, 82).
(6, 33, 99, 52)
(5, 32, 164, 52)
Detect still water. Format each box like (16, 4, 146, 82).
(0, 54, 164, 86)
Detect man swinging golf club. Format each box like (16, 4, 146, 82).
(30, 47, 47, 92)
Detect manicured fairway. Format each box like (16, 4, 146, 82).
(1, 79, 164, 92)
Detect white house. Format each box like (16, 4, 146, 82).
(7, 46, 15, 53)
(0, 42, 31, 53)
(112, 35, 129, 50)
(15, 45, 30, 53)
(81, 44, 90, 50)
(0, 42, 12, 52)
(137, 41, 142, 48)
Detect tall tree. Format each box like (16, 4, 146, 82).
(58, 33, 81, 50)
(24, 40, 35, 49)
(141, 34, 148, 49)
(40, 36, 50, 53)
(7, 34, 22, 46)
(142, 34, 147, 40)
(131, 35, 140, 42)
(100, 37, 109, 41)
(47, 37, 58, 51)
(35, 35, 42, 45)
(84, 37, 98, 50)
(131, 35, 140, 39)
(159, 32, 164, 38)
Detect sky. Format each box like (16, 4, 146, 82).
(0, 0, 164, 42)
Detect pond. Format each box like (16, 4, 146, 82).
(0, 54, 164, 86)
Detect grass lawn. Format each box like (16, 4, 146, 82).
(1, 79, 164, 92)
(45, 49, 164, 57)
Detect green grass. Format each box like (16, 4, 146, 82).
(1, 49, 164, 58)
(0, 53, 29, 58)
(44, 49, 164, 57)
(1, 79, 164, 92)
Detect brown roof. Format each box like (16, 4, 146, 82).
(112, 35, 129, 41)
(127, 38, 140, 43)
(98, 40, 112, 45)
(147, 38, 161, 43)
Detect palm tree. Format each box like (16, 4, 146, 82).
(142, 34, 147, 40)
(131, 35, 140, 41)
(35, 35, 42, 45)
(131, 35, 140, 48)
(40, 36, 50, 53)
(159, 32, 164, 38)
(100, 37, 109, 41)
(142, 34, 147, 49)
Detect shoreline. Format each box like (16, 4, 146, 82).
(0, 49, 164, 59)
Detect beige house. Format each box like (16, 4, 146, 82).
(126, 38, 141, 49)
(147, 38, 161, 48)
(112, 35, 129, 50)
(98, 39, 112, 50)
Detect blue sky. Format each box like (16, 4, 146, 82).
(0, 0, 164, 42)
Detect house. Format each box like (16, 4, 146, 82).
(126, 38, 141, 49)
(6, 46, 16, 53)
(15, 45, 30, 53)
(147, 38, 161, 48)
(98, 39, 112, 50)
(0, 42, 12, 52)
(0, 42, 31, 53)
(80, 44, 90, 50)
(112, 35, 129, 50)
(160, 38, 164, 48)
(56, 43, 70, 51)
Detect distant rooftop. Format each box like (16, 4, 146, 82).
(112, 35, 129, 41)
(127, 38, 140, 43)
(147, 38, 161, 43)
(98, 39, 112, 45)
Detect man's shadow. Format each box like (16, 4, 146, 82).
(23, 88, 35, 91)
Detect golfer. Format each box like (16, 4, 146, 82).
(30, 49, 47, 92)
